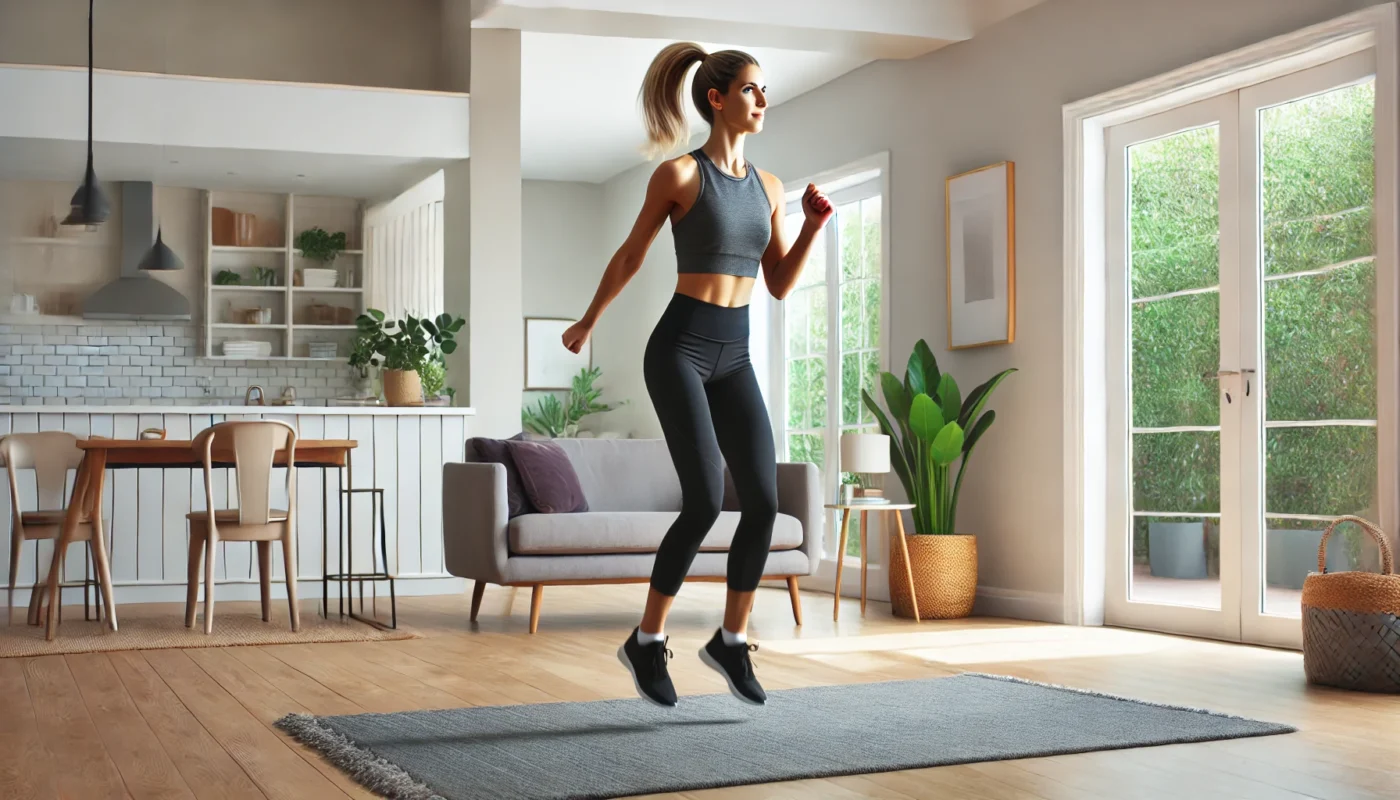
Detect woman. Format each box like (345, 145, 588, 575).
(562, 42, 833, 707)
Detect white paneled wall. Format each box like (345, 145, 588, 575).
(365, 170, 445, 319)
(0, 409, 469, 608)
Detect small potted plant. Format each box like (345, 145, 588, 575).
(861, 339, 1015, 619)
(351, 309, 464, 406)
(295, 226, 348, 287)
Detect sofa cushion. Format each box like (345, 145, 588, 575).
(508, 510, 803, 555)
(467, 434, 532, 518)
(505, 438, 589, 513)
(548, 438, 684, 512)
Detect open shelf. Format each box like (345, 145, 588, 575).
(204, 190, 366, 359)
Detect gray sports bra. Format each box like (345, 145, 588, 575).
(673, 149, 773, 279)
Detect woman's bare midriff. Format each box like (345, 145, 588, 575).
(675, 273, 756, 308)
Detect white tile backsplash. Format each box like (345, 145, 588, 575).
(0, 321, 358, 405)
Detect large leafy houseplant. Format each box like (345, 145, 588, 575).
(522, 365, 627, 437)
(861, 339, 1014, 536)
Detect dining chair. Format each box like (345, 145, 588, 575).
(186, 420, 301, 634)
(2, 432, 115, 627)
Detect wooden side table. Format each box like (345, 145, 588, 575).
(824, 502, 919, 622)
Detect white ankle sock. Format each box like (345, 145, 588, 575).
(721, 627, 746, 646)
(637, 629, 665, 646)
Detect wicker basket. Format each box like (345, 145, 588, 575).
(382, 369, 423, 407)
(889, 534, 977, 619)
(1300, 515, 1400, 693)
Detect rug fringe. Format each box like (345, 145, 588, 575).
(275, 712, 447, 800)
(960, 672, 1297, 731)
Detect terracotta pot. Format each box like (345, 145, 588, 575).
(889, 533, 978, 619)
(382, 369, 423, 407)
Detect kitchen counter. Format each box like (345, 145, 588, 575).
(0, 405, 473, 610)
(0, 404, 475, 415)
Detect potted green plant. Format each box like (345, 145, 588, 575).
(294, 227, 347, 263)
(522, 365, 627, 437)
(861, 338, 1014, 619)
(351, 309, 464, 406)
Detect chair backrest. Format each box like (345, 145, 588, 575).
(0, 432, 84, 515)
(193, 420, 297, 526)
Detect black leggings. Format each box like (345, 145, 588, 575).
(644, 292, 777, 596)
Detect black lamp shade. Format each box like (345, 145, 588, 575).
(61, 155, 111, 227)
(139, 228, 184, 271)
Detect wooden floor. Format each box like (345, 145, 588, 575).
(1, 582, 1397, 800)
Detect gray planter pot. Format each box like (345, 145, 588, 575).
(1148, 521, 1207, 579)
(1265, 528, 1367, 590)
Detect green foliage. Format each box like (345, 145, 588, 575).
(861, 338, 1014, 535)
(521, 366, 628, 438)
(1131, 80, 1378, 521)
(349, 308, 464, 379)
(419, 358, 447, 399)
(213, 269, 240, 285)
(294, 227, 348, 264)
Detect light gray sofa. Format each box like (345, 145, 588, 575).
(443, 437, 822, 632)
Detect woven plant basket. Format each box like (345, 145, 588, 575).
(1301, 515, 1400, 694)
(889, 534, 977, 619)
(382, 369, 423, 407)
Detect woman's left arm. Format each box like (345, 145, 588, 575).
(759, 173, 834, 300)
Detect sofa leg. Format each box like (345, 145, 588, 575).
(529, 585, 543, 634)
(470, 580, 486, 622)
(787, 577, 803, 626)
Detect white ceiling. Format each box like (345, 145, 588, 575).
(520, 32, 870, 183)
(496, 0, 1048, 183)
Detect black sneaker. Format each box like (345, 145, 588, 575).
(699, 628, 767, 705)
(617, 627, 678, 707)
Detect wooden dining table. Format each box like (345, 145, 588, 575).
(40, 437, 357, 640)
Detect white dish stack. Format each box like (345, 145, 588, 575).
(221, 340, 274, 358)
(302, 269, 338, 289)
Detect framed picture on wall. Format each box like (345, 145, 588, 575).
(946, 161, 1015, 349)
(525, 316, 591, 390)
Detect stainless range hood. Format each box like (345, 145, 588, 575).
(82, 182, 192, 320)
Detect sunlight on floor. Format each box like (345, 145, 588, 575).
(762, 623, 1192, 665)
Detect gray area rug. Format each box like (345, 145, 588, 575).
(276, 672, 1296, 800)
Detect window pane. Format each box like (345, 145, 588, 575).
(861, 351, 879, 425)
(1265, 262, 1376, 421)
(786, 358, 807, 430)
(839, 203, 862, 281)
(1133, 431, 1220, 514)
(841, 352, 861, 427)
(840, 283, 862, 351)
(788, 433, 824, 471)
(1129, 125, 1220, 298)
(786, 288, 809, 358)
(1132, 292, 1219, 428)
(791, 213, 824, 289)
(809, 288, 827, 355)
(863, 197, 881, 279)
(864, 279, 880, 349)
(807, 356, 827, 428)
(1266, 425, 1376, 517)
(1261, 80, 1374, 277)
(1131, 515, 1220, 609)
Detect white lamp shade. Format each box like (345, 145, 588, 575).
(840, 432, 890, 473)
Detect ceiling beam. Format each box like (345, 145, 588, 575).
(474, 0, 983, 59)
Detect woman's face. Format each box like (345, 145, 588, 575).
(711, 64, 767, 134)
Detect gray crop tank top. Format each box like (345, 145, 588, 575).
(673, 149, 773, 279)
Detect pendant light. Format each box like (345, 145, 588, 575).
(61, 0, 110, 229)
(138, 227, 184, 271)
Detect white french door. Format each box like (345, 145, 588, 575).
(1105, 49, 1394, 648)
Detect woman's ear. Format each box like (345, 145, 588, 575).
(707, 86, 725, 114)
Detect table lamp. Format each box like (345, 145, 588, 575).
(840, 432, 891, 504)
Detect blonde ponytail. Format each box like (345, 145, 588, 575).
(639, 42, 761, 158)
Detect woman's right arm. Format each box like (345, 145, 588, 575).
(563, 161, 682, 353)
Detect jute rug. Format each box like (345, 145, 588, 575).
(1, 609, 416, 657)
(276, 672, 1296, 800)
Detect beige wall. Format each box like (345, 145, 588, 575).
(0, 0, 445, 90)
(598, 0, 1392, 617)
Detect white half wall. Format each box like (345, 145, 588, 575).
(597, 0, 1394, 620)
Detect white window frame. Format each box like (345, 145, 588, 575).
(766, 151, 891, 599)
(1062, 5, 1399, 643)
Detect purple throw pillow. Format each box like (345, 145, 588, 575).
(503, 438, 589, 513)
(467, 434, 532, 518)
